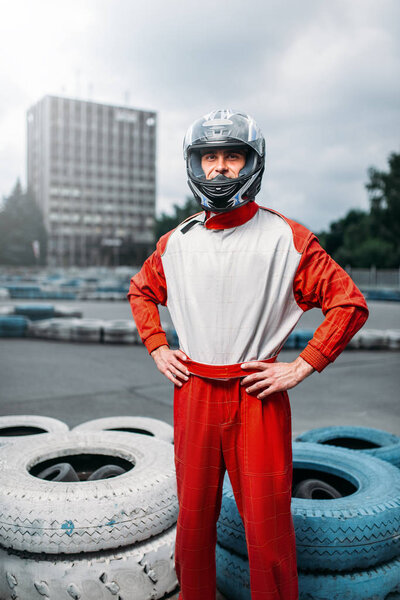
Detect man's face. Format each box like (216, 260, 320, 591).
(201, 149, 246, 180)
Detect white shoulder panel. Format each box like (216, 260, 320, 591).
(161, 209, 304, 365)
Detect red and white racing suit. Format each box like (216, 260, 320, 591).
(128, 202, 368, 600)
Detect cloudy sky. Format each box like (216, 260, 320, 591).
(0, 0, 399, 231)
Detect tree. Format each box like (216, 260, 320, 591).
(0, 180, 47, 266)
(155, 197, 199, 239)
(366, 152, 400, 256)
(317, 152, 400, 268)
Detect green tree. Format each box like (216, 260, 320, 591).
(366, 152, 400, 256)
(318, 152, 400, 268)
(155, 197, 199, 239)
(0, 180, 47, 266)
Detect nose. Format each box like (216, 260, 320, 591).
(215, 155, 228, 173)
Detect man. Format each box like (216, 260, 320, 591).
(128, 109, 368, 600)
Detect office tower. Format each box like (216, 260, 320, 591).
(27, 95, 156, 266)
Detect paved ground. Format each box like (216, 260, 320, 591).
(0, 300, 399, 435)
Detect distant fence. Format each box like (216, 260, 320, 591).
(346, 267, 400, 289)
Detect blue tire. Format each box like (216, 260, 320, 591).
(217, 443, 400, 571)
(0, 316, 28, 337)
(296, 425, 400, 468)
(216, 544, 400, 600)
(15, 304, 55, 321)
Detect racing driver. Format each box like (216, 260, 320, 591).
(128, 109, 369, 600)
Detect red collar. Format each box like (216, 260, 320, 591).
(205, 202, 259, 230)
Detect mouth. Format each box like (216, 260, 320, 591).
(208, 173, 235, 181)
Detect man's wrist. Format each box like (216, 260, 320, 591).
(293, 356, 315, 383)
(151, 344, 169, 358)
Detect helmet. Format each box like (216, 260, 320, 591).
(183, 109, 265, 212)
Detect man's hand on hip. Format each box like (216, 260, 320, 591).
(240, 356, 314, 398)
(151, 345, 190, 387)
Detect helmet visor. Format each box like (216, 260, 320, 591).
(183, 109, 265, 159)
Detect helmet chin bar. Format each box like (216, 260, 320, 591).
(188, 171, 259, 213)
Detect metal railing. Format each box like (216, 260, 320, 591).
(345, 267, 400, 289)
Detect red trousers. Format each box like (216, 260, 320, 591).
(173, 373, 298, 600)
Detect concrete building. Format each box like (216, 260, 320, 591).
(27, 95, 156, 266)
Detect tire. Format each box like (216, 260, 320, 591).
(217, 443, 400, 571)
(28, 319, 52, 338)
(14, 304, 55, 320)
(358, 329, 386, 349)
(54, 305, 83, 318)
(385, 329, 400, 350)
(46, 318, 81, 341)
(215, 544, 400, 600)
(71, 319, 104, 343)
(0, 431, 178, 553)
(295, 426, 400, 468)
(87, 464, 126, 480)
(0, 316, 28, 338)
(73, 416, 174, 444)
(0, 525, 178, 600)
(0, 415, 69, 447)
(103, 320, 139, 344)
(292, 479, 342, 499)
(37, 463, 80, 482)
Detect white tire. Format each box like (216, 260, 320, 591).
(385, 329, 400, 350)
(0, 415, 69, 447)
(358, 329, 386, 349)
(103, 320, 139, 344)
(0, 288, 10, 299)
(347, 331, 362, 349)
(73, 417, 174, 444)
(0, 525, 178, 600)
(0, 432, 178, 553)
(71, 319, 105, 343)
(54, 306, 83, 318)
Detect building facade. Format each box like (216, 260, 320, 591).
(27, 95, 156, 266)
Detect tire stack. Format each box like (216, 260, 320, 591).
(29, 318, 82, 341)
(216, 442, 400, 600)
(0, 422, 179, 600)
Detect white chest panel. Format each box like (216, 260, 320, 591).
(161, 209, 304, 365)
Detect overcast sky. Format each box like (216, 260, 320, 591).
(0, 0, 399, 231)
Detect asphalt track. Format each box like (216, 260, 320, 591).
(0, 299, 399, 437)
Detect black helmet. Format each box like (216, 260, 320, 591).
(183, 109, 265, 212)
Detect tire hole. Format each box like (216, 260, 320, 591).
(30, 453, 134, 481)
(0, 426, 47, 437)
(292, 467, 357, 497)
(106, 427, 154, 436)
(321, 437, 380, 450)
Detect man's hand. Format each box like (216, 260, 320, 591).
(240, 356, 314, 398)
(151, 345, 190, 387)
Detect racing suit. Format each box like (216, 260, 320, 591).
(128, 201, 369, 600)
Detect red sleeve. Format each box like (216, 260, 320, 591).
(127, 231, 173, 354)
(293, 233, 369, 372)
